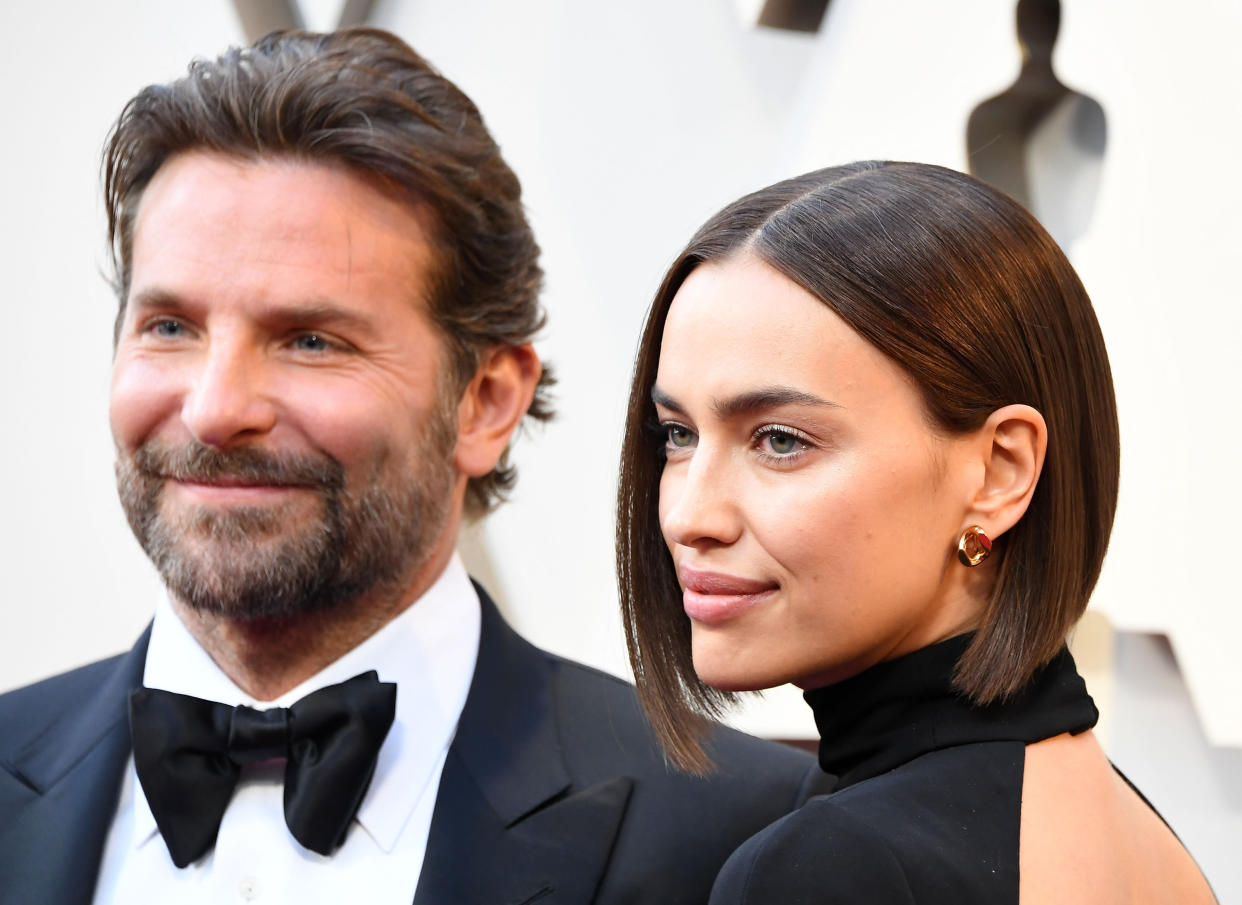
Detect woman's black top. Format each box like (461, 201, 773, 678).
(709, 634, 1100, 904)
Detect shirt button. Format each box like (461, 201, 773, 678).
(239, 877, 260, 901)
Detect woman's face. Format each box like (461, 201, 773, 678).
(655, 252, 987, 691)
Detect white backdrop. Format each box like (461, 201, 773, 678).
(1, 0, 1238, 895)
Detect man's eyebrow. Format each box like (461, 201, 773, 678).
(651, 385, 840, 418)
(127, 290, 375, 333)
(262, 302, 375, 333)
(127, 287, 185, 312)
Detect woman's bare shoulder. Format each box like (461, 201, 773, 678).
(1021, 730, 1217, 904)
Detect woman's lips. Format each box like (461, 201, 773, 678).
(678, 567, 778, 624)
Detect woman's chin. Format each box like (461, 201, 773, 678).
(691, 653, 791, 693)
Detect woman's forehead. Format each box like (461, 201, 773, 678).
(657, 255, 911, 414)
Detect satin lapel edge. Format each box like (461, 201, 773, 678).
(0, 628, 150, 905)
(415, 587, 636, 905)
(6, 627, 149, 790)
(416, 747, 634, 905)
(452, 586, 573, 824)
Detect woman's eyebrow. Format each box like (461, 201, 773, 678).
(651, 385, 840, 419)
(714, 387, 841, 419)
(651, 385, 685, 414)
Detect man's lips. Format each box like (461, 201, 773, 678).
(167, 477, 314, 503)
(678, 567, 778, 624)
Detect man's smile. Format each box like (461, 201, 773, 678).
(167, 478, 314, 505)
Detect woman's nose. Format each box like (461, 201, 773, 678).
(660, 451, 743, 549)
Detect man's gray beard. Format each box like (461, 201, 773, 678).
(115, 413, 457, 622)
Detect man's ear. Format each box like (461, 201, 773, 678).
(965, 404, 1048, 540)
(454, 343, 542, 478)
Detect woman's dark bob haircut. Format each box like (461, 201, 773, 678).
(617, 161, 1120, 772)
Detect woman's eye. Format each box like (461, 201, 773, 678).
(766, 431, 799, 455)
(755, 426, 809, 460)
(665, 424, 696, 449)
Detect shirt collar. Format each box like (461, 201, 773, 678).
(131, 554, 481, 854)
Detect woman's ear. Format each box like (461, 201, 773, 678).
(966, 404, 1048, 539)
(454, 343, 542, 478)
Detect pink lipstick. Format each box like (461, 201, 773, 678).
(678, 567, 777, 624)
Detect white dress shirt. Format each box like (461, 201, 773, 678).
(92, 555, 481, 905)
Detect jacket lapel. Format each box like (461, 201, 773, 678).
(414, 589, 634, 905)
(0, 591, 635, 904)
(0, 629, 149, 905)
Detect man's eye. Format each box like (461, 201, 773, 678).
(152, 320, 185, 337)
(293, 333, 331, 352)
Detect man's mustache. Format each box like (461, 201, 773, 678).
(130, 442, 345, 490)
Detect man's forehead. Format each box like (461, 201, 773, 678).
(135, 151, 436, 245)
(127, 150, 441, 316)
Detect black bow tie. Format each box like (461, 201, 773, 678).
(128, 671, 396, 868)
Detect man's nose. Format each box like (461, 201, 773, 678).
(660, 450, 744, 550)
(180, 342, 277, 448)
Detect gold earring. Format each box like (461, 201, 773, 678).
(956, 525, 992, 567)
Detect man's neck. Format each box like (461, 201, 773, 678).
(170, 536, 459, 701)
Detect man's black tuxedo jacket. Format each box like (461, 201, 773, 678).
(0, 589, 826, 904)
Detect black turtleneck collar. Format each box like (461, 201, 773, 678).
(804, 634, 1098, 791)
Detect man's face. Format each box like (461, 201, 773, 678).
(111, 152, 463, 620)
